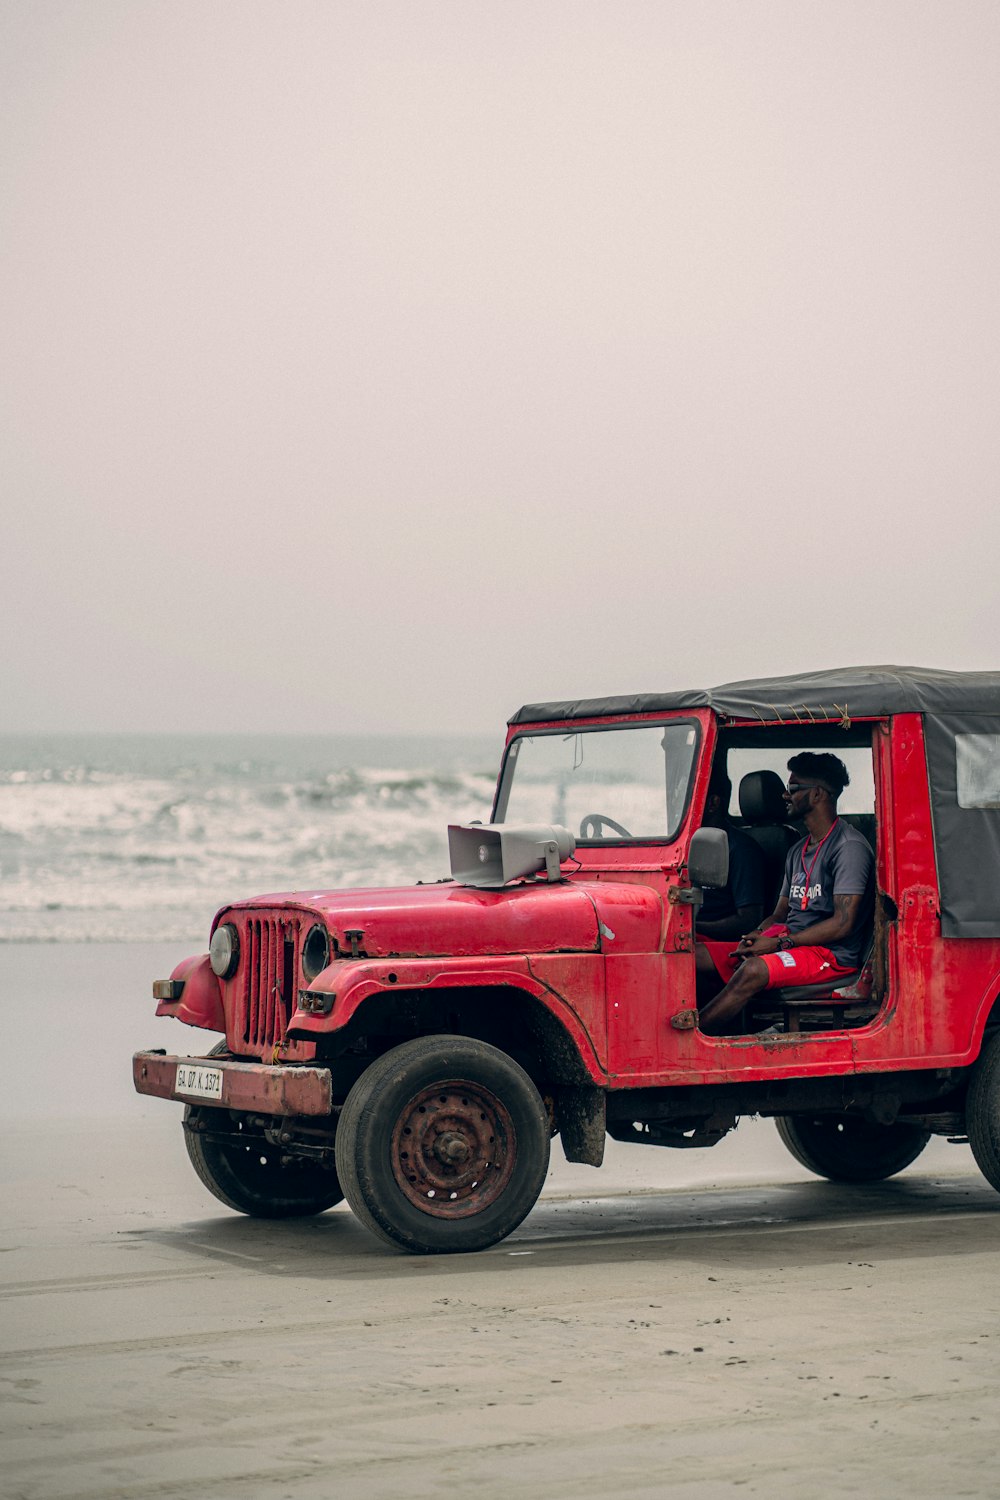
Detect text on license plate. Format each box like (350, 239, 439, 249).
(175, 1064, 224, 1100)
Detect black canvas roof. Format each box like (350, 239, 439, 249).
(510, 664, 1000, 939)
(510, 666, 1000, 726)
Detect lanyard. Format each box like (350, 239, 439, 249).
(798, 820, 838, 910)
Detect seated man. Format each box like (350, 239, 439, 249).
(698, 753, 875, 1036)
(694, 769, 766, 1000)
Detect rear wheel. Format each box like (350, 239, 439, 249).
(184, 1110, 344, 1218)
(775, 1113, 930, 1183)
(336, 1035, 550, 1254)
(967, 1033, 1000, 1192)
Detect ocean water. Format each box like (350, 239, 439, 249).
(0, 734, 501, 943)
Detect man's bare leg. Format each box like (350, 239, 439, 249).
(695, 942, 724, 1006)
(699, 956, 770, 1035)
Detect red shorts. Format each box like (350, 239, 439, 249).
(701, 926, 857, 989)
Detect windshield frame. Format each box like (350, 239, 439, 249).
(491, 716, 703, 846)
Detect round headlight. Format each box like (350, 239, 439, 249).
(209, 923, 240, 978)
(301, 923, 331, 981)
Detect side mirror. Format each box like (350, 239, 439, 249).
(688, 826, 729, 889)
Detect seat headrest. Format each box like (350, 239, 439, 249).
(739, 769, 788, 824)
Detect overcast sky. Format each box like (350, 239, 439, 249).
(3, 2, 998, 735)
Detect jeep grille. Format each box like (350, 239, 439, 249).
(233, 915, 303, 1053)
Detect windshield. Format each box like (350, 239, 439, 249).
(495, 721, 699, 843)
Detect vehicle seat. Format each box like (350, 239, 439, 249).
(738, 771, 797, 907)
(839, 812, 877, 853)
(753, 941, 879, 1034)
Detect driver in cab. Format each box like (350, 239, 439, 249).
(698, 753, 875, 1036)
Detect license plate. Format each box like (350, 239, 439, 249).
(175, 1063, 224, 1100)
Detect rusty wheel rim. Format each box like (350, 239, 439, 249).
(390, 1079, 517, 1217)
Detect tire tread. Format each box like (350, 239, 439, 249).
(967, 1032, 1000, 1192)
(775, 1113, 929, 1183)
(336, 1034, 550, 1254)
(183, 1113, 344, 1218)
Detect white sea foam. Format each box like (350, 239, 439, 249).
(0, 735, 500, 942)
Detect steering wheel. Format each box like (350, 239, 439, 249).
(579, 813, 632, 839)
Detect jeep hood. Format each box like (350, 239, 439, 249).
(218, 881, 605, 959)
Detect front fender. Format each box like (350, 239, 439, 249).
(289, 955, 607, 1083)
(155, 953, 225, 1033)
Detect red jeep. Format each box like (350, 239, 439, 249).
(134, 666, 1000, 1253)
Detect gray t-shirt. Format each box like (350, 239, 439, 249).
(780, 820, 875, 969)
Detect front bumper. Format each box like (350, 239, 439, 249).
(132, 1051, 333, 1116)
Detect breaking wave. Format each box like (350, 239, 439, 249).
(0, 735, 499, 942)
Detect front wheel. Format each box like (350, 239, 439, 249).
(775, 1114, 930, 1183)
(184, 1109, 344, 1218)
(336, 1035, 550, 1254)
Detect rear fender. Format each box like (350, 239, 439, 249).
(973, 970, 1000, 1053)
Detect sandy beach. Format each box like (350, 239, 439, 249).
(7, 0, 1000, 1492)
(3, 943, 1000, 1499)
